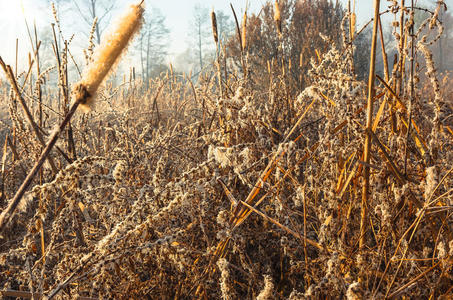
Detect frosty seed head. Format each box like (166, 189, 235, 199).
(73, 2, 145, 112)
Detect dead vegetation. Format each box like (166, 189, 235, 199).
(0, 0, 452, 299)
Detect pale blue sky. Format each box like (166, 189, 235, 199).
(0, 0, 450, 71)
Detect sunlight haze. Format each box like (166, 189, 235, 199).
(0, 0, 451, 72)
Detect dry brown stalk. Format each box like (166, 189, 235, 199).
(388, 261, 441, 298)
(0, 289, 96, 300)
(360, 0, 380, 250)
(0, 1, 145, 233)
(238, 200, 325, 251)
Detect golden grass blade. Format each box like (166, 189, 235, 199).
(320, 91, 336, 107)
(387, 261, 441, 298)
(446, 125, 453, 138)
(217, 178, 239, 210)
(238, 200, 325, 252)
(361, 0, 380, 250)
(372, 96, 387, 131)
(339, 160, 359, 198)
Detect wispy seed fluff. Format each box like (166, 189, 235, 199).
(74, 2, 144, 112)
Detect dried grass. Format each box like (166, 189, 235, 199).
(0, 0, 452, 299)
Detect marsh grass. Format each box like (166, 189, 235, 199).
(0, 0, 452, 299)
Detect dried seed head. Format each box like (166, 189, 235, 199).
(241, 10, 247, 51)
(350, 13, 356, 39)
(74, 1, 145, 112)
(274, 0, 282, 37)
(211, 10, 219, 44)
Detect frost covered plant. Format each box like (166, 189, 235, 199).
(0, 0, 452, 299)
(256, 275, 275, 300)
(423, 166, 437, 201)
(217, 258, 236, 300)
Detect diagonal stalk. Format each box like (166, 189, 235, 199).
(0, 93, 85, 233)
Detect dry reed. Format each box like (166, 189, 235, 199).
(76, 2, 144, 112)
(0, 0, 452, 299)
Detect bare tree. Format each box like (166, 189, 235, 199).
(72, 0, 117, 44)
(215, 10, 235, 45)
(43, 0, 116, 44)
(190, 4, 211, 72)
(136, 8, 170, 84)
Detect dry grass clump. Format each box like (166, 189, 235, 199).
(0, 0, 452, 299)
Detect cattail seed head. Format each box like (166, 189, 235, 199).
(350, 13, 356, 39)
(211, 10, 219, 44)
(74, 2, 145, 112)
(241, 11, 247, 51)
(274, 0, 282, 37)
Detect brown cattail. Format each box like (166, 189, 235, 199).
(241, 10, 247, 51)
(75, 1, 144, 112)
(350, 12, 356, 40)
(274, 0, 282, 37)
(211, 10, 219, 44)
(169, 63, 174, 77)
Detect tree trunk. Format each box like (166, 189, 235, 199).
(198, 22, 203, 71)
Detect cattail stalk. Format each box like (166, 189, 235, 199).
(211, 10, 224, 99)
(360, 0, 380, 251)
(230, 4, 246, 76)
(0, 1, 145, 233)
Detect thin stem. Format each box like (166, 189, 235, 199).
(360, 0, 380, 250)
(405, 0, 415, 174)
